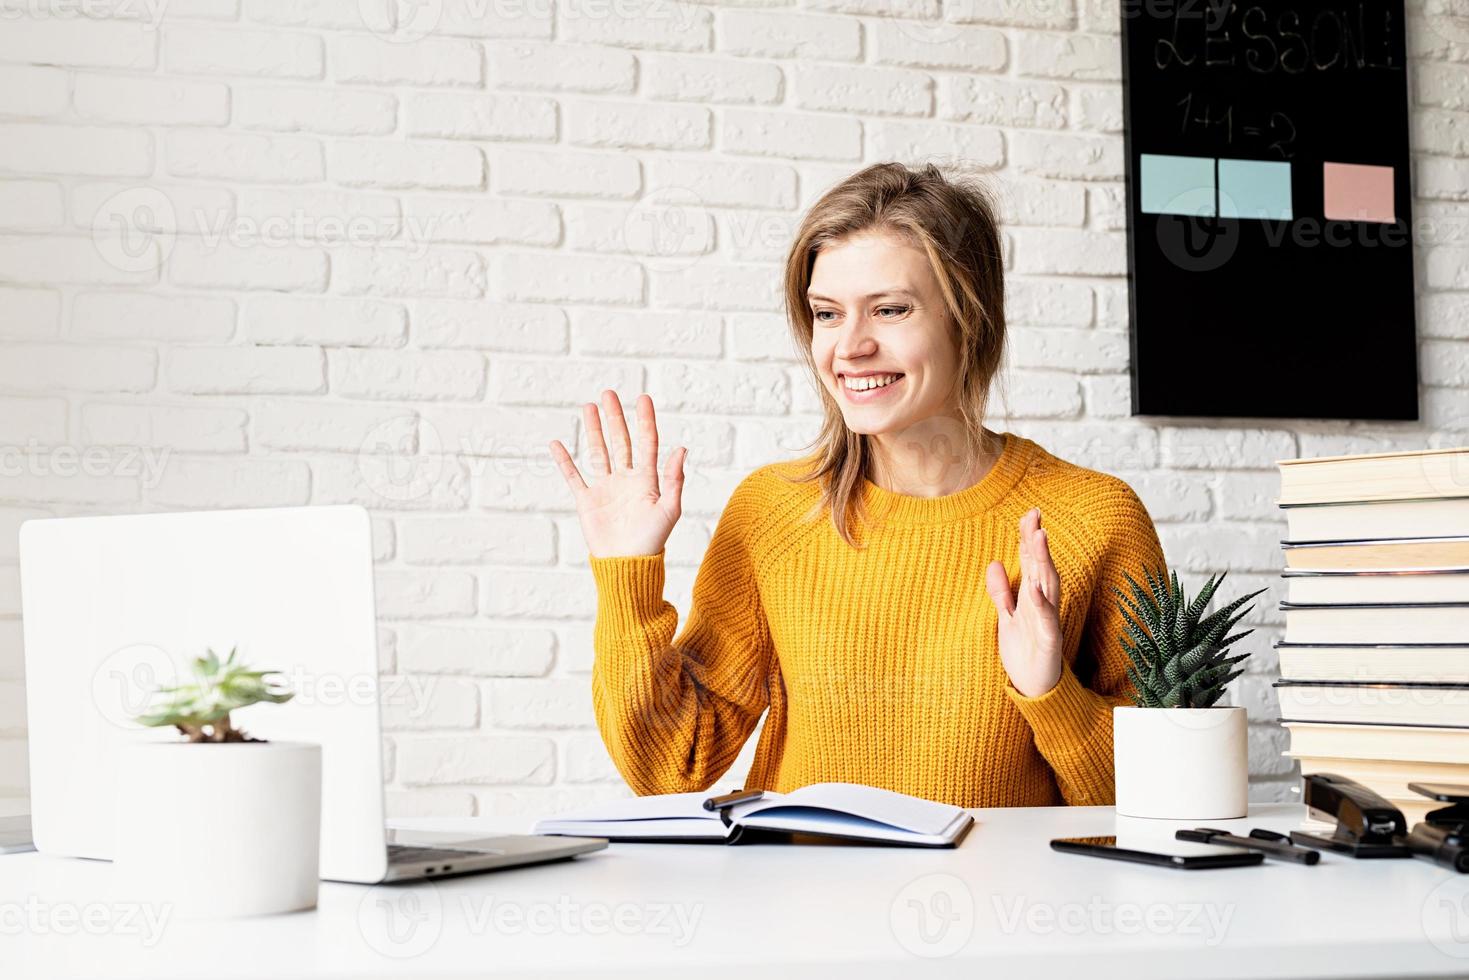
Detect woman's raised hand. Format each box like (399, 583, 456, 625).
(548, 390, 687, 560)
(984, 506, 1064, 698)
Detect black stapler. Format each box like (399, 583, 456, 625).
(1289, 773, 1469, 873)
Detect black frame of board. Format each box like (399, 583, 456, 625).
(1119, 0, 1420, 421)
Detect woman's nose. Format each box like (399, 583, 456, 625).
(834, 314, 877, 359)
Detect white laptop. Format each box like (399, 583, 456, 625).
(18, 504, 605, 883)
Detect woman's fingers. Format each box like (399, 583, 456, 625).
(661, 445, 686, 518)
(548, 439, 588, 494)
(637, 394, 659, 475)
(985, 559, 1014, 617)
(602, 390, 634, 470)
(583, 401, 612, 476)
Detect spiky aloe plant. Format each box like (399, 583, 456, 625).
(133, 647, 294, 742)
(1113, 567, 1266, 709)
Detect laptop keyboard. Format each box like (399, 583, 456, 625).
(387, 843, 493, 865)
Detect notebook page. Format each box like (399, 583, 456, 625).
(536, 790, 721, 824)
(738, 806, 969, 845)
(738, 782, 965, 836)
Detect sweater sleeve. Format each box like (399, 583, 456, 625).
(1004, 480, 1167, 805)
(587, 476, 774, 796)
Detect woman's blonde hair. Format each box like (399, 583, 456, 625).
(778, 161, 1009, 548)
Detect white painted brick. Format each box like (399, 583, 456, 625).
(486, 40, 633, 94)
(564, 99, 711, 150)
(729, 312, 799, 362)
(235, 86, 397, 135)
(0, 124, 152, 177)
(399, 626, 554, 678)
(490, 146, 641, 199)
(380, 676, 479, 731)
(397, 735, 554, 786)
(148, 457, 312, 508)
(1010, 130, 1123, 180)
(1161, 428, 1299, 470)
(571, 310, 722, 358)
(1087, 183, 1127, 230)
(642, 52, 781, 104)
(949, 0, 1074, 27)
(564, 201, 714, 258)
(330, 349, 487, 400)
(1120, 470, 1212, 523)
(793, 64, 932, 117)
(473, 785, 635, 821)
(240, 0, 363, 29)
(0, 233, 157, 286)
(431, 0, 554, 39)
(82, 403, 247, 452)
(169, 239, 329, 292)
(992, 372, 1082, 418)
(329, 139, 483, 190)
(653, 362, 790, 414)
(234, 188, 400, 241)
(411, 299, 569, 352)
(559, 0, 711, 51)
(1158, 524, 1288, 575)
(722, 108, 862, 161)
(403, 197, 560, 247)
(375, 569, 477, 618)
(646, 157, 796, 210)
(0, 286, 62, 338)
(490, 358, 644, 407)
(482, 567, 596, 617)
(940, 75, 1067, 128)
(337, 246, 487, 299)
(161, 0, 240, 19)
(253, 399, 415, 453)
(487, 678, 592, 729)
(73, 292, 236, 343)
(244, 296, 407, 347)
(1005, 278, 1092, 326)
(331, 35, 483, 87)
(71, 181, 235, 236)
(719, 10, 861, 60)
(73, 74, 230, 126)
(383, 790, 475, 818)
(420, 404, 573, 459)
(166, 346, 324, 394)
(871, 21, 1008, 70)
(648, 262, 783, 311)
(867, 120, 1004, 168)
(165, 25, 324, 79)
(1215, 471, 1285, 521)
(0, 469, 137, 507)
(399, 514, 555, 564)
(404, 92, 557, 141)
(0, 66, 69, 117)
(1072, 83, 1123, 132)
(1081, 375, 1133, 418)
(1020, 421, 1159, 471)
(561, 734, 622, 783)
(495, 252, 644, 305)
(167, 130, 323, 183)
(311, 454, 471, 510)
(0, 18, 157, 69)
(1017, 30, 1121, 80)
(1009, 326, 1128, 373)
(1421, 292, 1469, 339)
(1009, 227, 1126, 275)
(0, 344, 155, 393)
(0, 396, 67, 445)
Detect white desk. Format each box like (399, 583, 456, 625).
(4, 803, 1468, 979)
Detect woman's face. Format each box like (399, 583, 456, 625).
(807, 228, 961, 440)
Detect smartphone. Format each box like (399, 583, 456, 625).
(1050, 835, 1264, 869)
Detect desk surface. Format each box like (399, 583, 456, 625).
(5, 803, 1468, 979)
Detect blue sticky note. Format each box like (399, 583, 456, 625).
(1139, 154, 1216, 217)
(1218, 158, 1292, 220)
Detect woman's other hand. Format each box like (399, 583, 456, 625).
(984, 506, 1064, 698)
(549, 390, 687, 560)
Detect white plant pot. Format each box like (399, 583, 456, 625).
(1113, 706, 1248, 819)
(114, 740, 321, 918)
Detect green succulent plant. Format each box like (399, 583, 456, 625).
(1113, 567, 1265, 709)
(133, 647, 294, 742)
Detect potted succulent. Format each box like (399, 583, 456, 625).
(112, 648, 322, 918)
(1112, 568, 1266, 819)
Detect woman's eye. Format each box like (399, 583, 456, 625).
(878, 306, 910, 318)
(813, 310, 837, 322)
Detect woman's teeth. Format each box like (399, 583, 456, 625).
(843, 373, 903, 391)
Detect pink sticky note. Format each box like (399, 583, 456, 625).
(1323, 162, 1395, 223)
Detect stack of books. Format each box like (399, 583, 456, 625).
(1273, 445, 1469, 826)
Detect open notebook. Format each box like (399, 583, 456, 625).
(532, 782, 974, 847)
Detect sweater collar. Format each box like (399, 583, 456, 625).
(856, 431, 1035, 527)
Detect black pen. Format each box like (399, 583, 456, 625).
(1176, 827, 1321, 864)
(702, 788, 764, 811)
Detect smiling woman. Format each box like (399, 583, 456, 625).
(549, 162, 1169, 809)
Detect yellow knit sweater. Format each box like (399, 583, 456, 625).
(587, 430, 1168, 808)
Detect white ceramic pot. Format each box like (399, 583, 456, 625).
(113, 740, 321, 918)
(1113, 706, 1248, 819)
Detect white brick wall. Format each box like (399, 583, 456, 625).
(1, 0, 1466, 820)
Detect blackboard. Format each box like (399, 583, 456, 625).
(1120, 0, 1419, 420)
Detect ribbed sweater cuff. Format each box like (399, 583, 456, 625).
(588, 550, 668, 633)
(1004, 660, 1101, 743)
